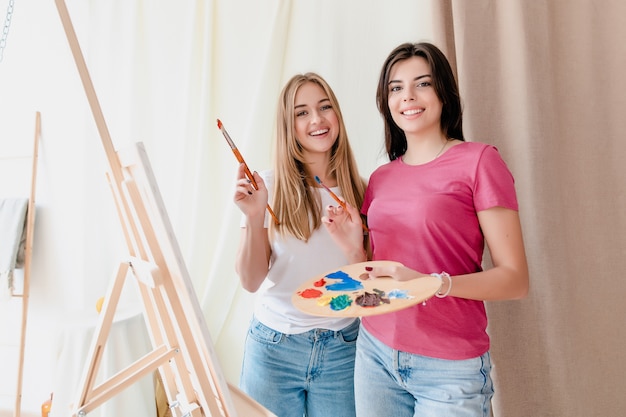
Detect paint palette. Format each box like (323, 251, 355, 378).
(292, 260, 442, 317)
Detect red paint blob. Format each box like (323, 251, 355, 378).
(299, 288, 323, 299)
(314, 278, 326, 287)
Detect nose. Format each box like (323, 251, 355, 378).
(402, 90, 416, 102)
(310, 110, 323, 123)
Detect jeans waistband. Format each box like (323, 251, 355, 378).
(308, 318, 359, 339)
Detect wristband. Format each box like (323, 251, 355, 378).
(431, 272, 452, 298)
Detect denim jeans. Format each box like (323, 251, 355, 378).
(354, 325, 493, 417)
(240, 316, 359, 417)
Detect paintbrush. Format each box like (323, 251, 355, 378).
(314, 176, 368, 232)
(217, 119, 279, 225)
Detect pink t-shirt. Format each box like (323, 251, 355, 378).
(361, 142, 518, 360)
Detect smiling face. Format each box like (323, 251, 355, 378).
(293, 81, 339, 160)
(387, 56, 443, 140)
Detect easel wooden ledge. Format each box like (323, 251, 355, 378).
(54, 1, 274, 416)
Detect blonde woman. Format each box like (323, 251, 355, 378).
(233, 72, 367, 417)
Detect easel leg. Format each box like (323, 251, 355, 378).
(72, 261, 130, 414)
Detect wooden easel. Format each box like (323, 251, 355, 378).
(54, 1, 274, 416)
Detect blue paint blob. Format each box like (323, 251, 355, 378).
(325, 270, 364, 291)
(388, 289, 413, 299)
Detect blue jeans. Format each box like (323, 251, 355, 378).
(354, 325, 493, 417)
(240, 316, 359, 417)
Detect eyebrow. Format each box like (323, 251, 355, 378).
(294, 97, 331, 109)
(388, 74, 431, 85)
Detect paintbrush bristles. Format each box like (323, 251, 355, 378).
(217, 119, 237, 150)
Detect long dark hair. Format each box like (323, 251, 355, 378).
(376, 42, 465, 161)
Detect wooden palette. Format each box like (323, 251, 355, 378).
(292, 260, 442, 317)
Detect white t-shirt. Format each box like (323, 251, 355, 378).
(241, 170, 357, 334)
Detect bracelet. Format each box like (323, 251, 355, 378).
(431, 272, 452, 298)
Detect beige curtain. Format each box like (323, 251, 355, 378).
(432, 1, 626, 415)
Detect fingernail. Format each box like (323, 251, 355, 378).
(365, 266, 373, 271)
(248, 191, 252, 195)
(246, 179, 252, 184)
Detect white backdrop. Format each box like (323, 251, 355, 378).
(0, 0, 436, 414)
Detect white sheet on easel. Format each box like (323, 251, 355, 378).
(0, 198, 28, 300)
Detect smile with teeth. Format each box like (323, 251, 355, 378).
(310, 128, 329, 136)
(402, 109, 424, 115)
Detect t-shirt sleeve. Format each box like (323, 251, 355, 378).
(473, 145, 519, 212)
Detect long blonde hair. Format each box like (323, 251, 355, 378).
(271, 73, 366, 241)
